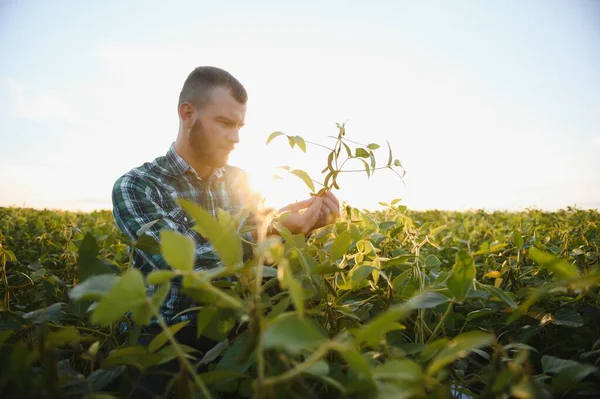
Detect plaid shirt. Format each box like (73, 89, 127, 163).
(112, 143, 257, 326)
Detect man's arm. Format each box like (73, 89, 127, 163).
(112, 174, 221, 271)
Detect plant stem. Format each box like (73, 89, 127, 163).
(427, 302, 454, 343)
(148, 300, 213, 399)
(336, 166, 394, 173)
(304, 140, 334, 152)
(261, 342, 331, 386)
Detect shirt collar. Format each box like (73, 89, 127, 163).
(165, 143, 226, 181)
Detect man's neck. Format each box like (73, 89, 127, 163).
(173, 140, 213, 181)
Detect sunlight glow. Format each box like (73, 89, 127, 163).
(1, 1, 599, 211)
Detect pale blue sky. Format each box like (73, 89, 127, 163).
(1, 0, 599, 211)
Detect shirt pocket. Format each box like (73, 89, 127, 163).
(166, 207, 195, 230)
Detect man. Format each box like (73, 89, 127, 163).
(112, 66, 339, 397)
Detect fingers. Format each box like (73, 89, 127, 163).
(302, 197, 323, 229)
(279, 197, 315, 213)
(327, 191, 340, 211)
(320, 192, 340, 221)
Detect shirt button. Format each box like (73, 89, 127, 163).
(184, 217, 188, 222)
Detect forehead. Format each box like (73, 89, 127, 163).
(203, 86, 246, 121)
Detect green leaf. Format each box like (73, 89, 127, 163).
(336, 346, 373, 379)
(404, 291, 450, 310)
(355, 148, 369, 158)
(146, 270, 176, 285)
(367, 143, 380, 150)
(341, 142, 352, 158)
(374, 359, 422, 381)
(202, 308, 237, 341)
(479, 284, 517, 308)
(357, 158, 371, 178)
(446, 251, 475, 302)
(148, 321, 189, 353)
(386, 140, 393, 166)
(354, 305, 410, 346)
(0, 330, 13, 349)
(88, 367, 126, 394)
(427, 331, 495, 375)
(217, 332, 256, 373)
(281, 261, 305, 317)
(197, 370, 246, 385)
(22, 303, 64, 324)
(267, 131, 285, 144)
(513, 231, 524, 248)
(46, 326, 93, 346)
(160, 230, 195, 271)
(135, 234, 161, 255)
(69, 274, 119, 301)
(196, 306, 217, 338)
(91, 269, 146, 326)
(290, 169, 315, 192)
(179, 199, 243, 268)
(293, 136, 307, 153)
(77, 233, 112, 281)
(424, 255, 442, 268)
(542, 356, 596, 380)
(288, 136, 296, 149)
(263, 313, 326, 355)
(348, 266, 374, 291)
(529, 247, 579, 279)
(330, 231, 353, 261)
(553, 308, 584, 328)
(298, 358, 326, 377)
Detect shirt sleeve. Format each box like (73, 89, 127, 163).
(112, 173, 222, 272)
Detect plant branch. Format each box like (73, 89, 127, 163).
(261, 342, 332, 386)
(148, 300, 213, 399)
(304, 140, 334, 152)
(427, 302, 454, 343)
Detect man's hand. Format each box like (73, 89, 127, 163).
(313, 191, 340, 230)
(276, 191, 340, 236)
(277, 196, 323, 235)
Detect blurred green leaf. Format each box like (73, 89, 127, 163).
(263, 313, 326, 355)
(146, 270, 176, 285)
(196, 306, 217, 338)
(553, 308, 584, 328)
(148, 321, 189, 353)
(266, 131, 285, 144)
(160, 229, 195, 271)
(529, 247, 580, 279)
(446, 251, 475, 302)
(69, 274, 119, 301)
(290, 169, 315, 192)
(330, 231, 352, 261)
(91, 269, 146, 326)
(427, 331, 495, 375)
(77, 233, 112, 281)
(293, 136, 307, 153)
(135, 234, 161, 255)
(355, 148, 369, 158)
(374, 359, 422, 381)
(179, 199, 243, 268)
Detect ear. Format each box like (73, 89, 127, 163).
(178, 103, 196, 125)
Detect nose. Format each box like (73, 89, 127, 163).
(227, 128, 240, 145)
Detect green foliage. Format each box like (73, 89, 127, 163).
(267, 122, 405, 196)
(1, 170, 599, 398)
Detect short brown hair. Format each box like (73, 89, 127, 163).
(178, 66, 247, 110)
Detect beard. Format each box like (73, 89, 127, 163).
(188, 118, 229, 169)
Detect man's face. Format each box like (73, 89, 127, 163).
(187, 86, 246, 169)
